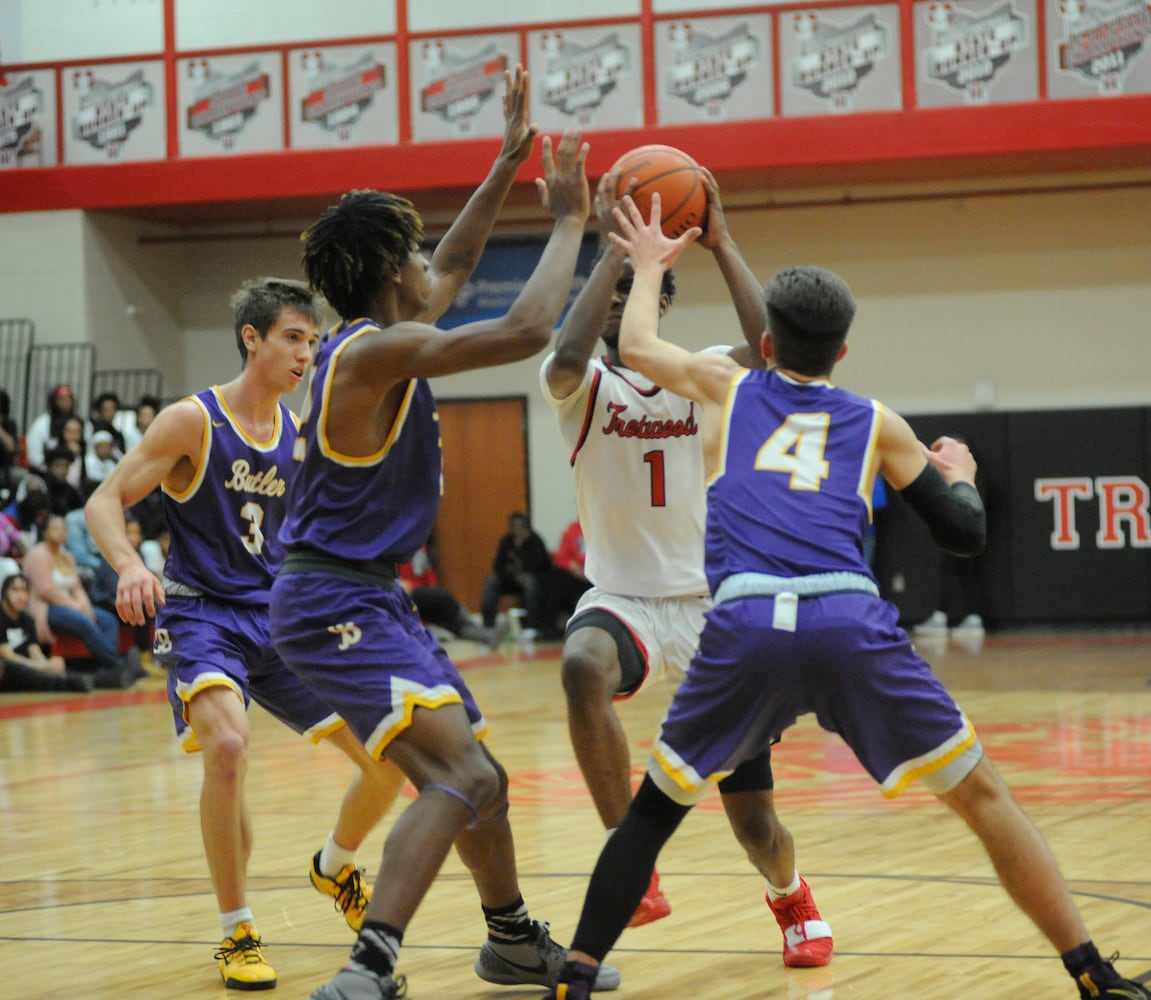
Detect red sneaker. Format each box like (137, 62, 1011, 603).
(767, 878, 833, 967)
(627, 868, 672, 928)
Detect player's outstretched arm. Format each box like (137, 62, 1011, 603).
(613, 193, 736, 405)
(85, 400, 203, 624)
(880, 409, 985, 556)
(546, 166, 630, 398)
(356, 130, 590, 381)
(421, 65, 539, 322)
(696, 168, 766, 367)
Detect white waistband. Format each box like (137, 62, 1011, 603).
(713, 571, 879, 605)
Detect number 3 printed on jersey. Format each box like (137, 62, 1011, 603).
(755, 412, 831, 491)
(240, 500, 266, 555)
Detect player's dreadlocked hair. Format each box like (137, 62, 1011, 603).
(765, 266, 856, 376)
(229, 277, 325, 366)
(301, 190, 425, 321)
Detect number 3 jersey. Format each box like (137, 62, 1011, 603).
(541, 353, 709, 599)
(161, 386, 296, 606)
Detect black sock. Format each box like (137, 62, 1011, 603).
(1062, 941, 1110, 981)
(482, 896, 531, 942)
(569, 776, 690, 960)
(350, 920, 403, 978)
(559, 959, 599, 986)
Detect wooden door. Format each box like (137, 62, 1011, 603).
(434, 396, 529, 611)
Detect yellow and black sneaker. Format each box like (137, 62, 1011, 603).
(1077, 953, 1151, 999)
(215, 921, 276, 991)
(310, 850, 371, 931)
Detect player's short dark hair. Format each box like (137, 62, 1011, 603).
(230, 277, 324, 365)
(765, 266, 856, 375)
(301, 190, 425, 321)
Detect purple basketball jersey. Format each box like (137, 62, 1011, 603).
(162, 387, 295, 606)
(279, 320, 441, 564)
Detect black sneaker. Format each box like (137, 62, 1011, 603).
(474, 920, 620, 991)
(1077, 953, 1151, 999)
(62, 672, 95, 693)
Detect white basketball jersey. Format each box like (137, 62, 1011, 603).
(541, 352, 709, 599)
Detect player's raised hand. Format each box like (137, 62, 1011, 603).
(536, 128, 590, 223)
(500, 64, 539, 166)
(610, 192, 700, 272)
(696, 167, 729, 250)
(595, 167, 637, 243)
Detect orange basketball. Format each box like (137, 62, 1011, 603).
(609, 144, 707, 239)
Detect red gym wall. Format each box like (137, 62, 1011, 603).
(2, 0, 1150, 216)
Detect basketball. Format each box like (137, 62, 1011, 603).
(609, 144, 708, 239)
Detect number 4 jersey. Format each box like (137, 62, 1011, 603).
(161, 386, 296, 606)
(541, 353, 710, 599)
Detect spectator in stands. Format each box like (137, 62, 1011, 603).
(480, 511, 552, 631)
(42, 446, 85, 515)
(6, 477, 50, 551)
(25, 384, 76, 471)
(0, 388, 21, 495)
(121, 394, 161, 452)
(88, 392, 128, 454)
(24, 514, 141, 688)
(0, 573, 95, 693)
(399, 543, 505, 649)
(65, 506, 118, 612)
(542, 518, 592, 639)
(50, 416, 87, 490)
(84, 429, 122, 488)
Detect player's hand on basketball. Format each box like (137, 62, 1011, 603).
(696, 168, 728, 250)
(500, 65, 539, 166)
(115, 560, 165, 626)
(921, 436, 978, 486)
(595, 167, 637, 244)
(609, 193, 700, 271)
(536, 128, 590, 223)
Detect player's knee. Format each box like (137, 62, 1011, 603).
(561, 645, 619, 701)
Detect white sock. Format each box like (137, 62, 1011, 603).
(319, 831, 356, 876)
(220, 907, 255, 938)
(767, 871, 801, 901)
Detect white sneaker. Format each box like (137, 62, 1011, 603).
(950, 614, 985, 637)
(912, 610, 948, 637)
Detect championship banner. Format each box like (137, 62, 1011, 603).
(1048, 0, 1151, 97)
(654, 15, 775, 124)
(527, 25, 644, 131)
(410, 33, 519, 140)
(61, 61, 165, 165)
(914, 0, 1039, 104)
(178, 53, 283, 156)
(0, 70, 57, 168)
(289, 44, 398, 149)
(780, 6, 903, 114)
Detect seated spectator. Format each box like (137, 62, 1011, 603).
(120, 394, 161, 452)
(480, 511, 551, 631)
(64, 506, 118, 611)
(24, 514, 142, 688)
(541, 518, 592, 638)
(0, 388, 21, 494)
(42, 446, 85, 515)
(399, 544, 504, 649)
(5, 477, 50, 552)
(84, 429, 122, 488)
(25, 384, 76, 472)
(49, 416, 88, 490)
(88, 392, 128, 454)
(0, 573, 94, 693)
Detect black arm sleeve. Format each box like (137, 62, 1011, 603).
(898, 464, 987, 557)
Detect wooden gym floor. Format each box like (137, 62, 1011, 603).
(1, 627, 1149, 998)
